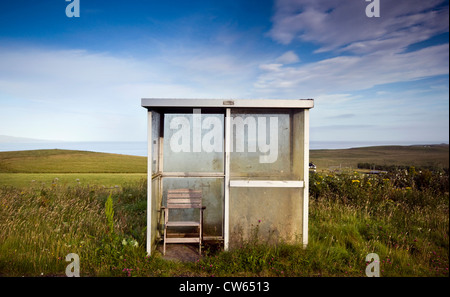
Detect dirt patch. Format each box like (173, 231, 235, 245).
(157, 244, 201, 262)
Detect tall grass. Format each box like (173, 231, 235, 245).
(196, 169, 448, 277)
(0, 183, 110, 275)
(0, 169, 448, 276)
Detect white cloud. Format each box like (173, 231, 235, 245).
(275, 50, 300, 64)
(268, 0, 449, 54)
(0, 45, 261, 141)
(255, 43, 449, 96)
(259, 63, 283, 72)
(258, 0, 449, 143)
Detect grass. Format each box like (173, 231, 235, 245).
(0, 148, 448, 277)
(0, 149, 147, 173)
(0, 149, 147, 187)
(0, 173, 147, 188)
(196, 169, 449, 277)
(310, 144, 449, 171)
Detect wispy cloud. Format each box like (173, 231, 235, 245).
(275, 50, 300, 64)
(255, 43, 449, 96)
(258, 0, 449, 98)
(0, 1, 447, 143)
(267, 0, 449, 53)
(0, 45, 260, 140)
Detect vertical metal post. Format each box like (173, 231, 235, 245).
(146, 111, 153, 255)
(224, 108, 231, 250)
(302, 109, 310, 247)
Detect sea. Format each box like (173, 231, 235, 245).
(0, 140, 447, 157)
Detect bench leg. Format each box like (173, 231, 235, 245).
(163, 208, 167, 255)
(163, 227, 166, 255)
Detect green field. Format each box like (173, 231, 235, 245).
(0, 149, 147, 173)
(310, 144, 449, 171)
(0, 149, 146, 187)
(0, 147, 448, 277)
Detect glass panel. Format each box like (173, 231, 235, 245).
(230, 109, 293, 179)
(151, 111, 161, 174)
(163, 112, 224, 172)
(151, 175, 162, 243)
(162, 177, 223, 237)
(229, 187, 303, 247)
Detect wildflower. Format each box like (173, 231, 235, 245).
(352, 180, 360, 183)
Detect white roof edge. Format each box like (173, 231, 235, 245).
(141, 98, 314, 109)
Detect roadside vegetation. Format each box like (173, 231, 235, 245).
(0, 148, 448, 276)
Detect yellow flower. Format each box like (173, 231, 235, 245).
(352, 180, 360, 183)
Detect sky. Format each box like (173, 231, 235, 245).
(0, 0, 448, 144)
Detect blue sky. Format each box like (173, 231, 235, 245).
(0, 0, 448, 143)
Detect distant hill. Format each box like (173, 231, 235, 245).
(1, 144, 448, 174)
(310, 144, 449, 171)
(0, 149, 146, 173)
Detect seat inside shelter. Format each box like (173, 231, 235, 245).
(141, 98, 314, 255)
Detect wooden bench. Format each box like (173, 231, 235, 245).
(162, 189, 205, 255)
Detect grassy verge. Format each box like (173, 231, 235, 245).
(0, 148, 448, 276)
(0, 169, 448, 277)
(0, 173, 147, 188)
(0, 149, 146, 173)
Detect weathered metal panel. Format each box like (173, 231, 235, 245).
(142, 98, 314, 109)
(229, 187, 303, 247)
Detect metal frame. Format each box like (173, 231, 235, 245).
(143, 99, 313, 255)
(142, 98, 314, 109)
(146, 111, 153, 255)
(229, 180, 304, 188)
(224, 108, 231, 251)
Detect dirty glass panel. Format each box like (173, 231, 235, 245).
(229, 187, 303, 248)
(162, 177, 223, 237)
(151, 111, 160, 174)
(163, 113, 224, 172)
(151, 175, 162, 245)
(229, 109, 293, 179)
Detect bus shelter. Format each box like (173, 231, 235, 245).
(141, 98, 314, 255)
